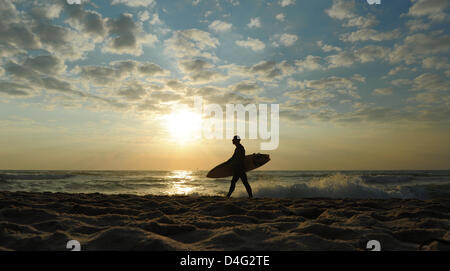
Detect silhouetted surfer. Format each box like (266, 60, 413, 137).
(226, 135, 253, 199)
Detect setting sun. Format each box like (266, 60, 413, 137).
(164, 110, 202, 143)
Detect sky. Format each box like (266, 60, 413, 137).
(0, 0, 449, 170)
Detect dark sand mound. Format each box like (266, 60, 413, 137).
(0, 191, 449, 250)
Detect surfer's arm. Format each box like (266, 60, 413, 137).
(225, 149, 238, 164)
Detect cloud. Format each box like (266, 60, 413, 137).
(413, 73, 450, 91)
(195, 87, 254, 105)
(248, 17, 261, 28)
(116, 80, 149, 101)
(31, 2, 62, 20)
(136, 99, 170, 113)
(248, 60, 294, 81)
(235, 37, 265, 51)
(150, 90, 182, 102)
(138, 10, 150, 22)
(232, 81, 261, 94)
(75, 60, 169, 86)
(279, 0, 296, 7)
(65, 5, 107, 41)
(407, 0, 450, 22)
(280, 33, 298, 46)
(226, 60, 295, 82)
(343, 14, 378, 28)
(103, 13, 158, 56)
(178, 59, 228, 83)
(295, 55, 323, 71)
(275, 13, 285, 22)
(356, 45, 389, 63)
(208, 20, 232, 32)
(164, 29, 219, 60)
(389, 33, 450, 64)
(288, 76, 358, 92)
(3, 59, 127, 110)
(351, 74, 366, 82)
(422, 56, 450, 70)
(23, 55, 66, 75)
(317, 41, 341, 52)
(340, 28, 400, 42)
(166, 79, 185, 90)
(111, 0, 156, 8)
(0, 6, 40, 54)
(277, 33, 298, 47)
(408, 91, 446, 104)
(325, 0, 355, 20)
(387, 66, 415, 76)
(0, 81, 34, 97)
(373, 87, 393, 96)
(406, 19, 431, 32)
(326, 51, 357, 68)
(322, 45, 389, 69)
(149, 13, 162, 25)
(391, 78, 412, 86)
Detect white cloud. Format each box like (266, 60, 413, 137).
(391, 79, 412, 86)
(208, 20, 232, 32)
(389, 33, 450, 64)
(278, 33, 298, 46)
(325, 0, 355, 20)
(149, 13, 162, 25)
(413, 73, 450, 91)
(373, 87, 393, 96)
(343, 15, 378, 28)
(279, 0, 295, 7)
(317, 41, 341, 52)
(406, 19, 431, 32)
(164, 29, 219, 60)
(111, 0, 155, 8)
(138, 10, 150, 22)
(248, 17, 261, 28)
(422, 56, 450, 70)
(235, 37, 265, 51)
(275, 13, 285, 22)
(340, 28, 400, 42)
(407, 0, 450, 22)
(326, 51, 357, 68)
(295, 55, 323, 71)
(356, 45, 389, 63)
(31, 3, 62, 20)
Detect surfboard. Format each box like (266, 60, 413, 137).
(206, 153, 270, 178)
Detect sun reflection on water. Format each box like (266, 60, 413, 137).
(168, 170, 194, 195)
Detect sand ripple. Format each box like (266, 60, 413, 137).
(0, 191, 449, 251)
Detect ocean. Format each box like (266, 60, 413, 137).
(1, 170, 450, 200)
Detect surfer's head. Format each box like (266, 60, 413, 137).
(232, 135, 240, 145)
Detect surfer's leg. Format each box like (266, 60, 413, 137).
(241, 172, 253, 198)
(226, 175, 239, 198)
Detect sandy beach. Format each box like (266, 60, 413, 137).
(0, 191, 449, 251)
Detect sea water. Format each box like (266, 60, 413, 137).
(1, 170, 449, 199)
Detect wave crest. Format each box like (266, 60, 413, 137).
(245, 174, 426, 199)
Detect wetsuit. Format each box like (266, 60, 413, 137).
(226, 143, 253, 198)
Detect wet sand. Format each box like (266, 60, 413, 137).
(0, 191, 449, 251)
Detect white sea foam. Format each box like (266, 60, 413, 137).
(241, 174, 428, 199)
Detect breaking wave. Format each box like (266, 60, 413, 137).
(247, 174, 428, 199)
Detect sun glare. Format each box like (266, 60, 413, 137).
(164, 110, 202, 143)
